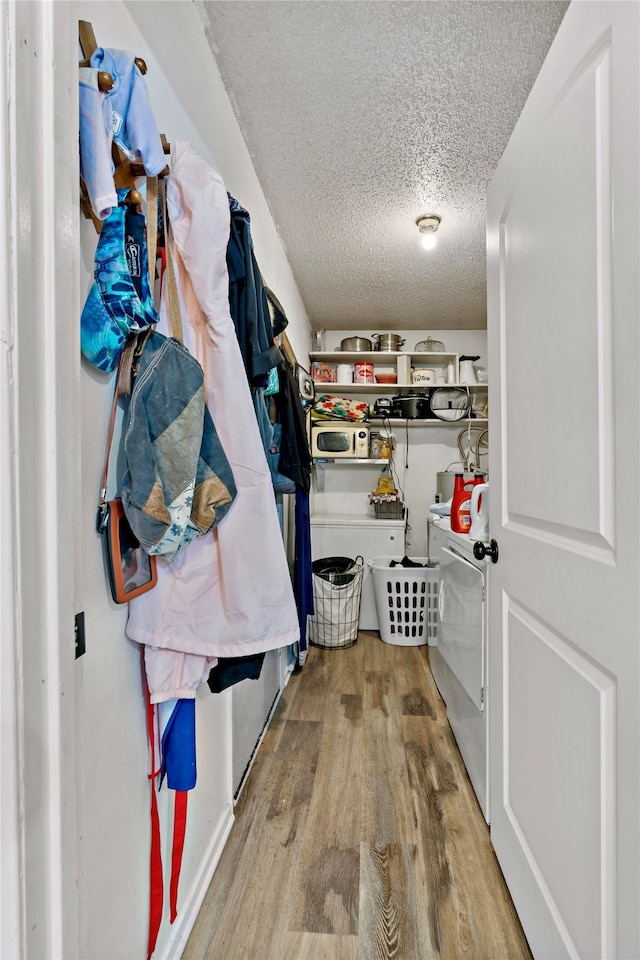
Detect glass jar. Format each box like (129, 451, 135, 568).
(379, 436, 392, 459)
(369, 432, 382, 459)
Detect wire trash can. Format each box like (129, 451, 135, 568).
(308, 555, 364, 649)
(368, 557, 438, 646)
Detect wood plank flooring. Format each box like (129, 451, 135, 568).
(184, 632, 532, 960)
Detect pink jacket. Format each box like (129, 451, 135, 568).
(127, 142, 300, 703)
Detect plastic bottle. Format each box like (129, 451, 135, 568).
(451, 473, 484, 533)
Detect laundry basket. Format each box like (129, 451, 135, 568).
(308, 556, 364, 649)
(368, 557, 438, 646)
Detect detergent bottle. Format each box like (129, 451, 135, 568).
(468, 482, 490, 540)
(451, 473, 484, 534)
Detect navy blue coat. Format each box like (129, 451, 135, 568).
(227, 195, 283, 387)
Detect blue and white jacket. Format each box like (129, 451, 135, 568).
(121, 331, 237, 561)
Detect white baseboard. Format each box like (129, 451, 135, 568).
(160, 802, 235, 960)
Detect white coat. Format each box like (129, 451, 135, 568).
(126, 142, 300, 702)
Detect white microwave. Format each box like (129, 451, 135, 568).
(311, 422, 370, 458)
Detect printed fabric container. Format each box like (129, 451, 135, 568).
(312, 395, 370, 421)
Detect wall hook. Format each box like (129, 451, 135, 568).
(97, 71, 114, 92)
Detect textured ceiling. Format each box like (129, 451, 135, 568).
(200, 0, 569, 330)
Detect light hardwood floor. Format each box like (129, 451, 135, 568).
(184, 632, 532, 960)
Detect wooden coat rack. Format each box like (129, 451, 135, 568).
(79, 20, 170, 232)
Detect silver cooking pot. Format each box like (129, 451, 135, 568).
(340, 336, 372, 352)
(372, 333, 405, 352)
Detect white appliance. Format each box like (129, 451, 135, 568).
(428, 518, 489, 822)
(310, 422, 370, 458)
(311, 514, 405, 629)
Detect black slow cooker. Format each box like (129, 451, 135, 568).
(391, 392, 434, 419)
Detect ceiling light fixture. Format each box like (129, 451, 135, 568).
(416, 213, 441, 251)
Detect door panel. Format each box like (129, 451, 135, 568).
(503, 598, 615, 958)
(503, 43, 614, 554)
(487, 2, 639, 957)
(502, 45, 614, 549)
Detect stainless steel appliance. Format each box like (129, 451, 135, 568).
(339, 336, 372, 351)
(371, 333, 405, 351)
(436, 470, 456, 503)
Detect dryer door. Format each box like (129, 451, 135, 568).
(438, 547, 485, 711)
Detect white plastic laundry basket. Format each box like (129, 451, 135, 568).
(368, 557, 438, 646)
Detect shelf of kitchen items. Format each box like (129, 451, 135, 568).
(312, 458, 390, 465)
(310, 353, 489, 425)
(368, 416, 489, 427)
(310, 351, 459, 390)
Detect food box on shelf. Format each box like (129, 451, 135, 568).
(311, 361, 337, 383)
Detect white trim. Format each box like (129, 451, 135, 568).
(0, 2, 25, 955)
(1, 3, 81, 956)
(158, 803, 235, 960)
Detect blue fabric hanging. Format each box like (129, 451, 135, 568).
(159, 699, 197, 792)
(294, 489, 314, 652)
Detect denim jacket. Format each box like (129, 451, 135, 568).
(120, 331, 236, 560)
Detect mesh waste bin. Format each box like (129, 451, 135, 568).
(368, 557, 438, 646)
(308, 556, 364, 649)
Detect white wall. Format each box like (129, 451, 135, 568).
(73, 3, 310, 958)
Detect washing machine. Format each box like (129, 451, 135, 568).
(310, 514, 405, 630)
(427, 517, 490, 822)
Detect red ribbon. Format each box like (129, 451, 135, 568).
(145, 688, 164, 960)
(170, 791, 188, 923)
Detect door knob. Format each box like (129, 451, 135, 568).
(473, 539, 499, 564)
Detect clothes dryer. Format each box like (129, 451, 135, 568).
(427, 518, 490, 822)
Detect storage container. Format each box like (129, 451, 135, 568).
(308, 556, 364, 649)
(311, 361, 337, 383)
(368, 557, 438, 646)
(373, 500, 404, 519)
(354, 361, 374, 384)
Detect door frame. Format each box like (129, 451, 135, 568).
(0, 3, 80, 956)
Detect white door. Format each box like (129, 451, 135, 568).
(486, 2, 639, 958)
